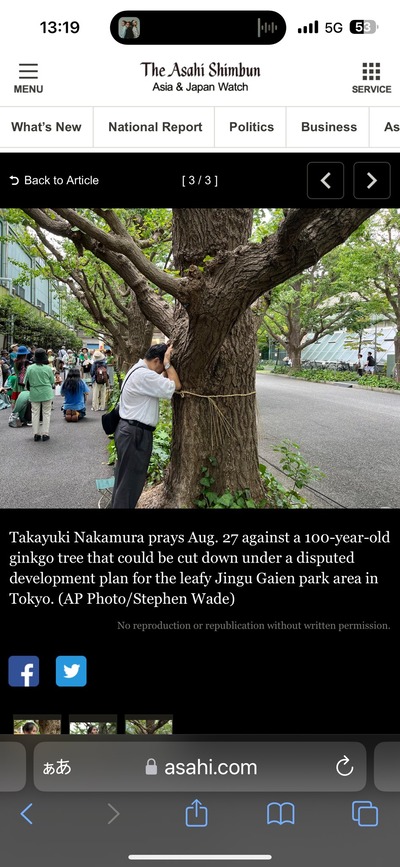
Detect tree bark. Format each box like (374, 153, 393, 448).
(172, 209, 254, 270)
(290, 346, 302, 370)
(152, 209, 264, 507)
(159, 309, 263, 507)
(394, 329, 400, 382)
(38, 719, 60, 735)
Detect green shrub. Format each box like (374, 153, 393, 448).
(359, 374, 400, 389)
(195, 441, 324, 509)
(288, 369, 400, 388)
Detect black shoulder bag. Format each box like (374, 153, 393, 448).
(101, 365, 140, 436)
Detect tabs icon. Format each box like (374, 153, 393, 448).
(352, 801, 379, 827)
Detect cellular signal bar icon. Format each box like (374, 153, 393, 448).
(258, 18, 279, 37)
(298, 20, 319, 34)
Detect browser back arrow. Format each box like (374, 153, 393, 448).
(321, 172, 331, 189)
(367, 172, 377, 189)
(20, 803, 33, 825)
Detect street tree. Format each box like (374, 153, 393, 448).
(3, 209, 173, 370)
(327, 209, 400, 379)
(257, 253, 365, 370)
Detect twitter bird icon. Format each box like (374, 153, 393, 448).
(56, 656, 87, 687)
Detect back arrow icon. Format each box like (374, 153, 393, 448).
(9, 176, 19, 185)
(321, 172, 331, 189)
(367, 172, 377, 189)
(20, 803, 33, 824)
(107, 803, 120, 824)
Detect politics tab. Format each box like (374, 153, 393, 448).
(215, 108, 285, 148)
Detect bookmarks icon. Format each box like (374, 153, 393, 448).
(266, 802, 295, 824)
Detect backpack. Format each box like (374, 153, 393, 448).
(95, 364, 108, 384)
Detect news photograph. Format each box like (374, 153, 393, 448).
(0, 206, 399, 510)
(13, 717, 61, 735)
(69, 715, 117, 735)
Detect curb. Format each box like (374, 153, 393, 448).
(262, 372, 400, 395)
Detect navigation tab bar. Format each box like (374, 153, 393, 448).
(2, 106, 399, 149)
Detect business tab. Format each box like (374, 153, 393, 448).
(287, 108, 369, 148)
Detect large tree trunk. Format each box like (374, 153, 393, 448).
(290, 346, 302, 370)
(163, 310, 263, 507)
(115, 315, 154, 373)
(146, 209, 264, 508)
(286, 284, 302, 370)
(38, 719, 60, 735)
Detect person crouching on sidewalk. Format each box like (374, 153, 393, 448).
(61, 367, 90, 421)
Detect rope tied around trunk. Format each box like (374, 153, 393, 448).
(178, 389, 256, 451)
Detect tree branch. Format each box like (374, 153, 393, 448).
(53, 208, 186, 296)
(23, 208, 175, 335)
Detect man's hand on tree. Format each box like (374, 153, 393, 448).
(164, 344, 173, 364)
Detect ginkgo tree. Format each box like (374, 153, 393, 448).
(19, 207, 378, 506)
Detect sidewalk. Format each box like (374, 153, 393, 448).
(0, 390, 112, 508)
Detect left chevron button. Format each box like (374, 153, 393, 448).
(20, 803, 33, 825)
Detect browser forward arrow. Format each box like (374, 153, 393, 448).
(107, 803, 120, 824)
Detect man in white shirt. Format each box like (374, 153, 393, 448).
(111, 343, 181, 509)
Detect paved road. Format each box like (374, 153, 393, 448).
(2, 375, 398, 510)
(256, 374, 400, 509)
(0, 390, 112, 508)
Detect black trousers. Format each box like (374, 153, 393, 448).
(111, 420, 153, 509)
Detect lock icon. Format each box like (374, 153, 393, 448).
(145, 758, 158, 775)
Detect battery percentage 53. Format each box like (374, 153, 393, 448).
(350, 20, 378, 34)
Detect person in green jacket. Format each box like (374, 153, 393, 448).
(24, 348, 55, 441)
(8, 389, 32, 427)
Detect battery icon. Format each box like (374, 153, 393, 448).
(350, 20, 378, 34)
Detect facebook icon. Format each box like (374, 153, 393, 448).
(8, 656, 40, 687)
